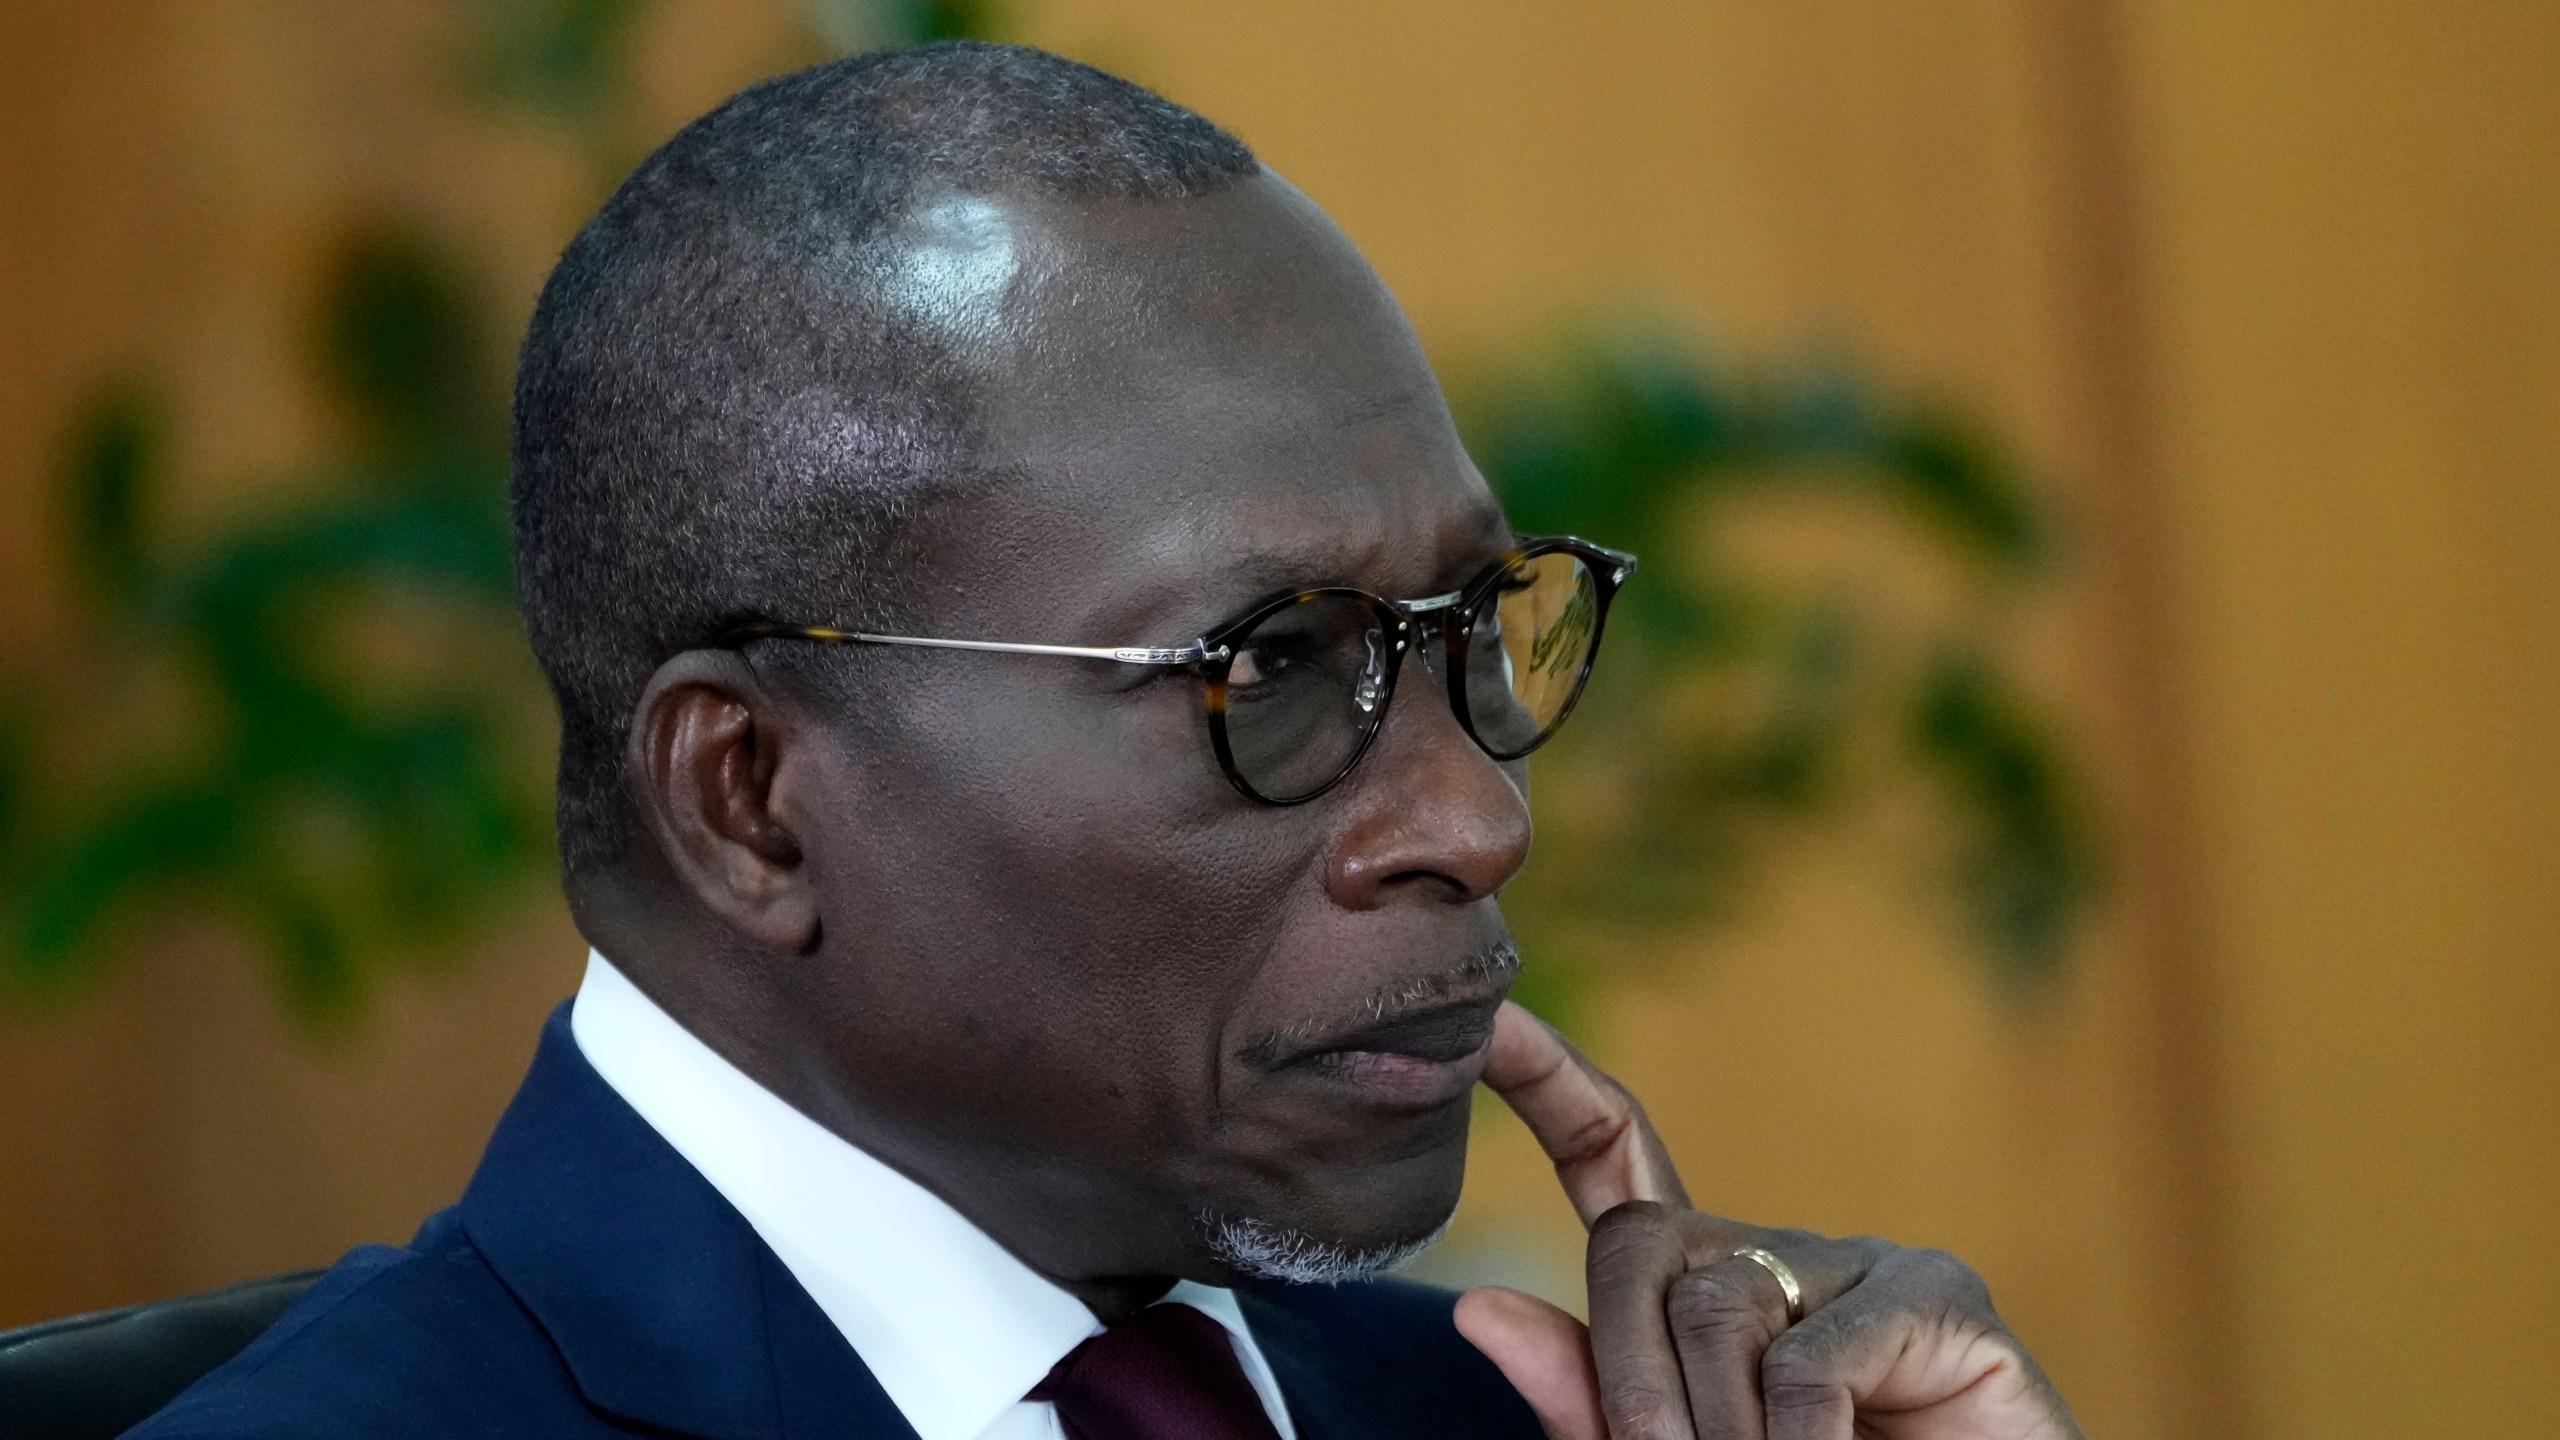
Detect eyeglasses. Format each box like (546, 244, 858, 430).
(721, 536, 1637, 805)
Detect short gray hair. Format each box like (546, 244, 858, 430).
(510, 42, 1259, 877)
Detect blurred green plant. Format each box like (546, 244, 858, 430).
(3, 233, 538, 1013)
(0, 1, 996, 1015)
(1466, 339, 2094, 1020)
(1, 0, 2092, 1019)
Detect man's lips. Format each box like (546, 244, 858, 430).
(1266, 998, 1502, 1109)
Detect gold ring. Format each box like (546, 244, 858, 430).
(1731, 1246, 1805, 1324)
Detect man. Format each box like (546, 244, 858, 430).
(135, 42, 2084, 1440)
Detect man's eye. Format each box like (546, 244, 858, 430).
(1228, 638, 1312, 688)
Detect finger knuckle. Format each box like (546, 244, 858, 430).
(1867, 1245, 2001, 1335)
(1588, 1201, 1681, 1268)
(1666, 1265, 1777, 1343)
(1760, 1328, 1847, 1390)
(1841, 1233, 1897, 1266)
(1760, 1378, 1848, 1422)
(1905, 1246, 1995, 1306)
(1590, 1198, 1671, 1238)
(1599, 1378, 1690, 1440)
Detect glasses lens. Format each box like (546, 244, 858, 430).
(1220, 593, 1394, 801)
(1464, 550, 1604, 758)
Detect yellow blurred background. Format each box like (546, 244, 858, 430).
(2, 3, 2554, 1438)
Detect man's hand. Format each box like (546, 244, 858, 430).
(1453, 1003, 2085, 1440)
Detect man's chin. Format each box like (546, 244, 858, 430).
(1184, 1105, 1473, 1285)
(1192, 1205, 1456, 1286)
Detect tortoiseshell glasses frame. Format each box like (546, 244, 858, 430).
(720, 535, 1637, 805)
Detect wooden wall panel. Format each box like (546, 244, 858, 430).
(4, 4, 2552, 1436)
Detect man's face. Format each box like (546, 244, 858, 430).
(781, 173, 1533, 1285)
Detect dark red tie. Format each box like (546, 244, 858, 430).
(1030, 1302, 1285, 1440)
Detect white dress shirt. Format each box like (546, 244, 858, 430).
(570, 949, 1297, 1440)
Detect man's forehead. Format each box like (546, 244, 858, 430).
(892, 173, 1498, 624)
(1146, 483, 1513, 591)
(997, 171, 1353, 296)
(936, 471, 1513, 644)
(969, 190, 1456, 480)
(978, 178, 1413, 382)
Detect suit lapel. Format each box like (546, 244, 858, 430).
(1236, 1279, 1546, 1440)
(1237, 1285, 1421, 1440)
(459, 1006, 921, 1440)
(760, 1245, 923, 1440)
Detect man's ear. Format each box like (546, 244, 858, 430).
(624, 649, 825, 954)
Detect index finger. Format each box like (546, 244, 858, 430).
(1480, 1000, 1689, 1225)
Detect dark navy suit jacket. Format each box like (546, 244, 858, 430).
(127, 1007, 1546, 1439)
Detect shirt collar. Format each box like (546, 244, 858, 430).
(570, 949, 1291, 1440)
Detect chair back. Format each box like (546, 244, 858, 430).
(0, 1271, 322, 1440)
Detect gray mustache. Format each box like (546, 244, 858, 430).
(1242, 939, 1522, 1066)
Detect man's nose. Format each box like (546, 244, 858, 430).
(1322, 648, 1534, 909)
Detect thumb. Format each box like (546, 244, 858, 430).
(1453, 1286, 1606, 1440)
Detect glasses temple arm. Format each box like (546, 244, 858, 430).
(724, 626, 1211, 666)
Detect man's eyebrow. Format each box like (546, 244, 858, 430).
(1219, 544, 1367, 596)
(1094, 502, 1519, 640)
(1098, 550, 1340, 641)
(1217, 514, 1516, 601)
